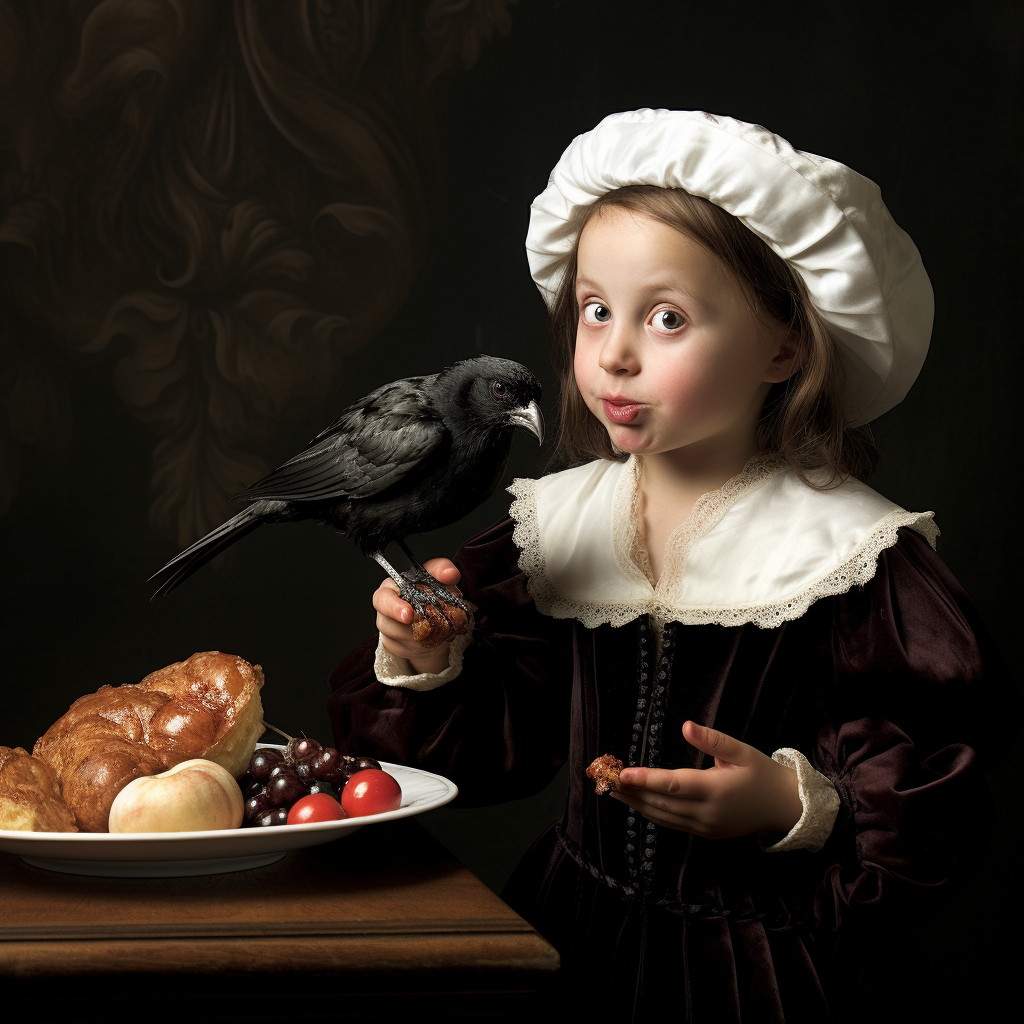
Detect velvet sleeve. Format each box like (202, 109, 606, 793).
(326, 517, 574, 806)
(794, 528, 1020, 942)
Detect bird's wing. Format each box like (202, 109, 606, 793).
(234, 377, 446, 503)
(304, 374, 429, 445)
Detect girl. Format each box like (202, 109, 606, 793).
(327, 110, 1018, 1023)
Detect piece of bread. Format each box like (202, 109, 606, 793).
(0, 746, 79, 832)
(33, 652, 264, 832)
(586, 753, 623, 795)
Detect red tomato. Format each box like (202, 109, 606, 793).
(286, 793, 346, 825)
(341, 769, 402, 817)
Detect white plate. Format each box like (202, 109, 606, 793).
(0, 748, 457, 877)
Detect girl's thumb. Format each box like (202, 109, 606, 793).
(683, 721, 747, 765)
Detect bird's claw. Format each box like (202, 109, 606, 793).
(397, 581, 437, 623)
(399, 569, 470, 621)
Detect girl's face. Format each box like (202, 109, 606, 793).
(573, 206, 795, 462)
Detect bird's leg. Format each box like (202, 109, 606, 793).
(397, 540, 471, 616)
(371, 550, 463, 623)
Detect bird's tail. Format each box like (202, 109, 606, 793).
(149, 504, 265, 601)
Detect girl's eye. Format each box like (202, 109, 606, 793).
(652, 309, 685, 331)
(581, 302, 611, 324)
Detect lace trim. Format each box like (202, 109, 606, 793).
(508, 473, 571, 616)
(628, 454, 785, 653)
(682, 507, 938, 630)
(508, 463, 938, 631)
(646, 454, 787, 601)
(373, 631, 473, 691)
(614, 456, 659, 592)
(508, 454, 788, 630)
(619, 453, 785, 591)
(628, 463, 655, 586)
(760, 748, 841, 853)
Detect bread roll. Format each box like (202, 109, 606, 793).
(0, 746, 79, 832)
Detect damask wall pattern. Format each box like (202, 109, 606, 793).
(0, 0, 514, 544)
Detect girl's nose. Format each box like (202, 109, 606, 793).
(598, 323, 640, 375)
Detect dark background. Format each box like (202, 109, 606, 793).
(2, 0, 1020, 1015)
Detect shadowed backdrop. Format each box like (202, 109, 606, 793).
(1, 0, 1019, 1016)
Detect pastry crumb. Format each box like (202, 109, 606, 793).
(586, 753, 623, 795)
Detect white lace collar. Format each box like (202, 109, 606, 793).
(506, 455, 938, 630)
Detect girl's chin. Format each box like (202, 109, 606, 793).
(605, 427, 653, 453)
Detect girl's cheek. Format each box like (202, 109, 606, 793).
(573, 342, 592, 393)
(660, 366, 717, 419)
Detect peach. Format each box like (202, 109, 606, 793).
(108, 758, 244, 833)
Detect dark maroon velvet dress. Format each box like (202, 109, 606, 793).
(327, 516, 1018, 1023)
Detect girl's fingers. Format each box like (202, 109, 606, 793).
(681, 721, 752, 767)
(617, 766, 710, 801)
(373, 581, 414, 625)
(610, 791, 706, 833)
(376, 607, 412, 640)
(610, 789, 703, 819)
(421, 557, 461, 584)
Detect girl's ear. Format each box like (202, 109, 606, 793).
(764, 329, 802, 383)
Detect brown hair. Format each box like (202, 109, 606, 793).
(544, 185, 878, 486)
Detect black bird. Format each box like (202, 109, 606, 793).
(149, 356, 544, 616)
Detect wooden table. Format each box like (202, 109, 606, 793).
(0, 817, 560, 1022)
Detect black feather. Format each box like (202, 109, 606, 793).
(233, 376, 446, 503)
(149, 355, 543, 599)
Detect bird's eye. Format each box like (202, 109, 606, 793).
(491, 380, 508, 398)
(581, 302, 611, 325)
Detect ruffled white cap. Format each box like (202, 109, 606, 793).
(526, 109, 933, 426)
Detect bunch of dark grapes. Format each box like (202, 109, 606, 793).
(239, 737, 381, 827)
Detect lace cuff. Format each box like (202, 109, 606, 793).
(758, 747, 840, 853)
(373, 631, 472, 691)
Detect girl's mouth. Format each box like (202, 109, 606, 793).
(602, 399, 644, 424)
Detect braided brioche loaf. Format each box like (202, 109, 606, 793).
(31, 651, 264, 832)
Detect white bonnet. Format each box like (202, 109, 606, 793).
(526, 109, 933, 425)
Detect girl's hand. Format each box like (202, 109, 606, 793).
(373, 558, 464, 675)
(610, 721, 803, 839)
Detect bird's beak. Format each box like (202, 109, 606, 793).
(509, 401, 545, 445)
